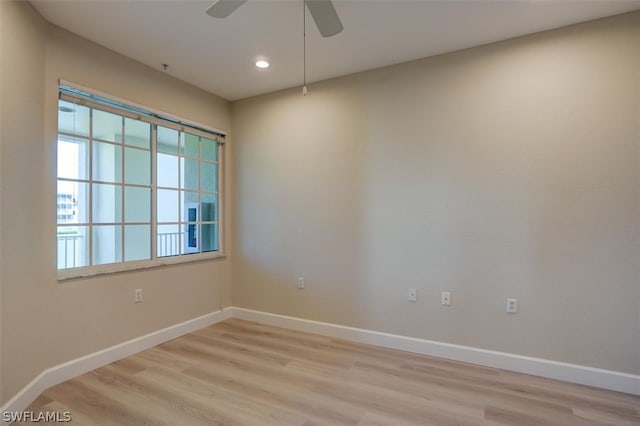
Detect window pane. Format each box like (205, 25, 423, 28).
(93, 183, 122, 223)
(180, 191, 199, 222)
(58, 88, 223, 272)
(57, 226, 89, 269)
(125, 187, 150, 223)
(157, 224, 180, 257)
(124, 118, 150, 149)
(201, 193, 217, 222)
(93, 141, 122, 183)
(58, 100, 90, 137)
(92, 225, 122, 265)
(201, 138, 218, 162)
(58, 137, 89, 180)
(201, 223, 218, 253)
(181, 158, 199, 190)
(124, 225, 150, 261)
(157, 153, 179, 188)
(93, 109, 122, 143)
(57, 181, 88, 224)
(158, 126, 179, 154)
(124, 147, 150, 185)
(157, 189, 178, 223)
(201, 162, 217, 193)
(182, 133, 199, 158)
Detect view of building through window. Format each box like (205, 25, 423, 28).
(57, 90, 222, 274)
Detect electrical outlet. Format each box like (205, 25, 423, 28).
(408, 288, 417, 302)
(134, 289, 143, 303)
(441, 291, 451, 306)
(507, 298, 518, 313)
(297, 277, 305, 289)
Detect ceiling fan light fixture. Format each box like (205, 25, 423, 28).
(255, 60, 270, 69)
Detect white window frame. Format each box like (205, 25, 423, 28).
(56, 81, 225, 280)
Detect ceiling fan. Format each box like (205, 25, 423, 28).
(205, 0, 344, 38)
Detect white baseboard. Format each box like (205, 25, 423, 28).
(0, 308, 231, 424)
(2, 305, 638, 425)
(229, 307, 640, 396)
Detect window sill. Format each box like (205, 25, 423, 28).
(57, 251, 226, 282)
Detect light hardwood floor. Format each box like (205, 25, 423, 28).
(23, 319, 640, 425)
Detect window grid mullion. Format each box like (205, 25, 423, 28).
(217, 142, 223, 253)
(151, 125, 158, 261)
(88, 107, 94, 266)
(120, 117, 125, 262)
(179, 132, 183, 254)
(58, 177, 150, 189)
(198, 136, 202, 254)
(58, 131, 89, 141)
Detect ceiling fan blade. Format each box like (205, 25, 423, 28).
(205, 0, 247, 18)
(305, 0, 343, 38)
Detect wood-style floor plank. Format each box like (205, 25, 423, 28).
(21, 318, 640, 425)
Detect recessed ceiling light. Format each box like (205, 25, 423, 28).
(255, 60, 270, 69)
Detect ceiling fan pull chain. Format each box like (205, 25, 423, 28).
(303, 0, 308, 96)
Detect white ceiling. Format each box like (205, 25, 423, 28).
(31, 0, 640, 101)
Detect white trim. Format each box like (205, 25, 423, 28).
(229, 307, 640, 396)
(57, 251, 227, 282)
(0, 309, 231, 424)
(58, 79, 227, 138)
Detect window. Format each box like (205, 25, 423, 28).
(57, 83, 224, 278)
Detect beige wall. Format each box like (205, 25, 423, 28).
(1, 1, 231, 404)
(232, 12, 640, 374)
(1, 0, 48, 404)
